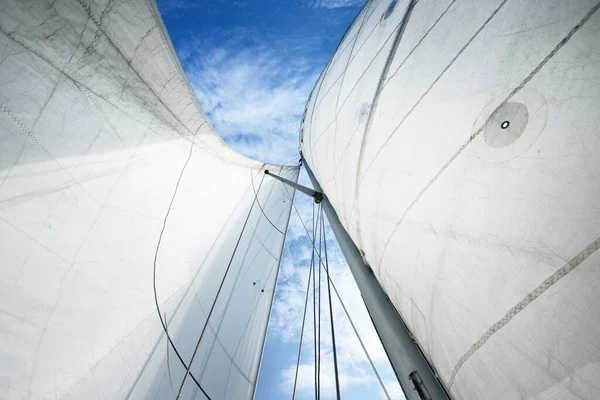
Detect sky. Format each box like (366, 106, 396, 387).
(156, 0, 406, 399)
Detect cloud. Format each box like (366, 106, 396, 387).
(280, 360, 374, 397)
(182, 43, 319, 165)
(312, 0, 366, 9)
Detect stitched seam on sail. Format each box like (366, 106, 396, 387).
(76, 83, 128, 150)
(0, 101, 105, 208)
(0, 30, 194, 151)
(448, 237, 600, 387)
(383, 0, 456, 90)
(377, 1, 600, 268)
(306, 0, 379, 178)
(353, 0, 418, 254)
(359, 0, 510, 191)
(310, 0, 384, 113)
(72, 0, 205, 140)
(0, 24, 243, 167)
(330, 0, 456, 180)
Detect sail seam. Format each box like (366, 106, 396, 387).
(377, 1, 600, 268)
(72, 0, 204, 141)
(311, 0, 383, 113)
(328, 0, 454, 185)
(309, 0, 384, 150)
(0, 25, 251, 168)
(0, 101, 102, 207)
(383, 0, 456, 90)
(306, 0, 379, 170)
(76, 82, 129, 152)
(448, 237, 600, 388)
(0, 29, 189, 149)
(353, 0, 417, 252)
(358, 0, 509, 191)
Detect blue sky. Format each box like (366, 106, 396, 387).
(157, 0, 364, 165)
(156, 0, 405, 398)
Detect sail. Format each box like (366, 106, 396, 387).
(302, 0, 600, 399)
(0, 0, 298, 398)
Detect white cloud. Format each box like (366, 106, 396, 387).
(312, 0, 366, 9)
(281, 360, 374, 398)
(183, 45, 319, 165)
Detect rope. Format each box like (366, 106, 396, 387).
(251, 168, 285, 235)
(152, 138, 211, 399)
(175, 172, 267, 398)
(321, 207, 341, 400)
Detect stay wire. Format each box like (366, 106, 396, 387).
(291, 247, 314, 400)
(321, 207, 341, 400)
(175, 171, 267, 398)
(317, 203, 323, 400)
(285, 181, 392, 400)
(312, 202, 319, 400)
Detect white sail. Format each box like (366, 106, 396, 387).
(0, 0, 298, 398)
(302, 0, 600, 398)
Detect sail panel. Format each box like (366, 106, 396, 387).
(302, 0, 600, 398)
(0, 0, 298, 399)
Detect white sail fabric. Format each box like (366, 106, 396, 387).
(302, 0, 600, 398)
(0, 0, 298, 398)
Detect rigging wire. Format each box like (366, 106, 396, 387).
(251, 167, 285, 235)
(283, 181, 392, 400)
(321, 207, 341, 400)
(311, 202, 319, 400)
(175, 171, 267, 398)
(292, 250, 314, 400)
(317, 203, 323, 400)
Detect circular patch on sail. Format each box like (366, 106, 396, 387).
(472, 88, 547, 162)
(484, 102, 529, 148)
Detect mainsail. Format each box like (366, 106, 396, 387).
(0, 0, 298, 398)
(302, 0, 600, 399)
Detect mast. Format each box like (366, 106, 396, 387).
(303, 159, 450, 400)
